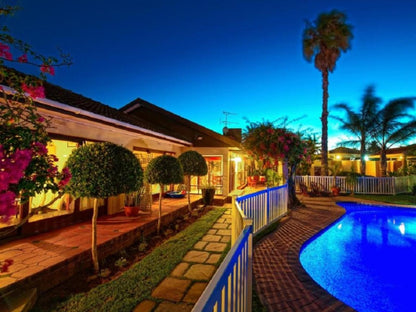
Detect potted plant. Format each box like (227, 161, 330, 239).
(201, 160, 216, 206)
(144, 155, 183, 234)
(65, 142, 143, 273)
(331, 184, 340, 196)
(178, 151, 208, 213)
(124, 186, 145, 217)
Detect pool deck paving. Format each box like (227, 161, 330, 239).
(253, 195, 357, 312)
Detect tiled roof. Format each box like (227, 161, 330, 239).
(121, 98, 242, 148)
(2, 67, 189, 143)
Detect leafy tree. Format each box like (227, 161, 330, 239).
(332, 86, 381, 175)
(144, 155, 183, 234)
(178, 150, 207, 213)
(371, 97, 416, 176)
(66, 142, 143, 273)
(303, 10, 353, 176)
(243, 121, 310, 208)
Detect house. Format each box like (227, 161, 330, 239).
(310, 145, 416, 176)
(0, 72, 247, 240)
(120, 98, 246, 195)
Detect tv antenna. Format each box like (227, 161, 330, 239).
(221, 111, 237, 127)
(221, 111, 238, 135)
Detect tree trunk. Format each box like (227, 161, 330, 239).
(157, 184, 163, 234)
(380, 148, 388, 177)
(360, 135, 366, 175)
(288, 164, 301, 209)
(92, 198, 99, 273)
(321, 68, 329, 176)
(187, 175, 192, 213)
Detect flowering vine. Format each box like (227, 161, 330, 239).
(0, 5, 72, 223)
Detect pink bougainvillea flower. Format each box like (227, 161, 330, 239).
(32, 142, 48, 155)
(0, 191, 17, 222)
(0, 43, 12, 61)
(58, 167, 72, 188)
(17, 54, 28, 63)
(40, 64, 55, 76)
(21, 83, 45, 99)
(37, 116, 45, 123)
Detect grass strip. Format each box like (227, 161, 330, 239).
(352, 194, 416, 206)
(54, 208, 226, 312)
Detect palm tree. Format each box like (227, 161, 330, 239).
(371, 97, 416, 176)
(303, 10, 353, 176)
(332, 86, 381, 175)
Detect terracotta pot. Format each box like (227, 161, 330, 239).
(124, 206, 139, 217)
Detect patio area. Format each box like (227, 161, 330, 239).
(0, 194, 228, 310)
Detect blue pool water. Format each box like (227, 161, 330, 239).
(300, 202, 416, 312)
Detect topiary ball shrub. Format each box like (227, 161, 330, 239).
(66, 142, 143, 198)
(144, 155, 183, 186)
(178, 151, 208, 176)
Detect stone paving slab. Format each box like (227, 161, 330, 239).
(171, 262, 189, 277)
(193, 241, 208, 250)
(184, 264, 216, 280)
(133, 300, 156, 312)
(154, 301, 193, 312)
(151, 277, 191, 301)
(204, 242, 227, 252)
(183, 250, 210, 263)
(201, 234, 222, 242)
(183, 282, 208, 303)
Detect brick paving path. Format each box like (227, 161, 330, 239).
(134, 207, 232, 312)
(253, 196, 356, 312)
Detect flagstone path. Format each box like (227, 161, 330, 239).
(134, 208, 232, 312)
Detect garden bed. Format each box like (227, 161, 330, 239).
(31, 207, 226, 312)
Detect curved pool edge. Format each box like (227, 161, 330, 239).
(252, 195, 355, 312)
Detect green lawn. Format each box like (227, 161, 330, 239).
(48, 208, 226, 312)
(352, 194, 416, 206)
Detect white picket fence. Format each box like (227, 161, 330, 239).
(295, 175, 416, 195)
(192, 185, 288, 312)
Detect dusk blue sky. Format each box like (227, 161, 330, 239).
(7, 0, 416, 148)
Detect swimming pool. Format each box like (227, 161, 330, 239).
(300, 202, 416, 312)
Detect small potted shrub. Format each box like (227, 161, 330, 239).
(331, 184, 340, 196)
(124, 186, 145, 217)
(201, 160, 216, 206)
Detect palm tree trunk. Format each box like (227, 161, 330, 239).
(321, 68, 329, 176)
(380, 149, 388, 177)
(157, 184, 163, 234)
(92, 198, 99, 273)
(360, 140, 366, 175)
